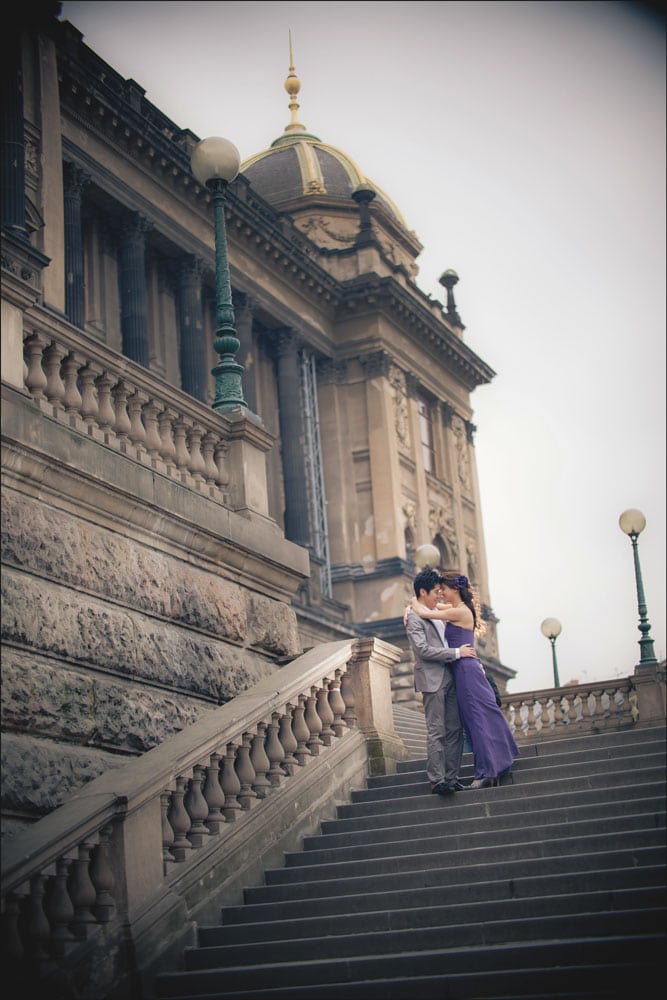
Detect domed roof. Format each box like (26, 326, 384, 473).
(241, 47, 408, 229)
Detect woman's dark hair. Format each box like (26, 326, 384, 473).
(439, 572, 486, 636)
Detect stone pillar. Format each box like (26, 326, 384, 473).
(1, 25, 25, 234)
(63, 162, 90, 329)
(118, 213, 153, 367)
(176, 255, 206, 401)
(275, 328, 310, 548)
(233, 291, 257, 413)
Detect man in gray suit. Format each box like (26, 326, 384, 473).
(405, 567, 475, 795)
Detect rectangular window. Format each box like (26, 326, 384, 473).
(418, 396, 435, 474)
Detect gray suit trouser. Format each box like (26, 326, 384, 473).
(422, 674, 463, 787)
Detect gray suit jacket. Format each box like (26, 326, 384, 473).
(406, 610, 458, 693)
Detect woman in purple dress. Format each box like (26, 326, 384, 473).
(409, 572, 519, 789)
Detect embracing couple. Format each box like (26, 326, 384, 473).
(404, 567, 519, 795)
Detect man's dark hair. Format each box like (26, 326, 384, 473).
(413, 567, 440, 598)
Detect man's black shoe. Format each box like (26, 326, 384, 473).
(432, 781, 455, 795)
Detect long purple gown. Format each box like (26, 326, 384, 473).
(446, 622, 519, 780)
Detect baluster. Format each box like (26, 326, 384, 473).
(44, 858, 75, 953)
(161, 791, 175, 873)
(573, 694, 584, 722)
(203, 752, 225, 834)
(266, 712, 286, 787)
(23, 333, 48, 401)
(520, 702, 531, 733)
(235, 733, 257, 810)
(278, 706, 298, 776)
(127, 390, 147, 457)
(42, 342, 67, 416)
(158, 407, 177, 474)
(305, 687, 323, 756)
(249, 723, 272, 799)
(187, 424, 207, 484)
(68, 842, 97, 939)
(61, 351, 83, 424)
(601, 690, 611, 718)
(507, 703, 517, 735)
(2, 892, 25, 962)
(184, 765, 210, 848)
(94, 373, 116, 436)
(587, 690, 598, 720)
(143, 399, 163, 464)
(613, 688, 625, 717)
(25, 873, 51, 960)
(316, 682, 335, 746)
(201, 431, 219, 487)
(292, 695, 312, 767)
(173, 418, 191, 483)
(214, 438, 229, 487)
(545, 699, 556, 729)
(166, 777, 192, 862)
(341, 671, 357, 729)
(328, 675, 347, 738)
(111, 380, 132, 450)
(220, 743, 242, 822)
(90, 825, 116, 921)
(560, 696, 571, 726)
(78, 363, 99, 428)
(533, 700, 544, 733)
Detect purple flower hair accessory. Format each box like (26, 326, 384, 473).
(456, 574, 469, 589)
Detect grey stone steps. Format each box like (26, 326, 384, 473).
(153, 724, 666, 1000)
(289, 808, 665, 864)
(199, 885, 664, 945)
(314, 792, 665, 845)
(155, 934, 661, 996)
(219, 861, 665, 924)
(264, 827, 665, 886)
(323, 782, 667, 834)
(342, 765, 665, 813)
(186, 907, 662, 969)
(244, 844, 665, 903)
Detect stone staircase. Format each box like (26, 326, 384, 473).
(153, 716, 666, 1000)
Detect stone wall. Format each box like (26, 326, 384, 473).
(1, 488, 302, 836)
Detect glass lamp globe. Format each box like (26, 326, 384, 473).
(540, 617, 562, 640)
(191, 136, 241, 186)
(619, 509, 646, 536)
(413, 543, 440, 569)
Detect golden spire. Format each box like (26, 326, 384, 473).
(284, 30, 306, 134)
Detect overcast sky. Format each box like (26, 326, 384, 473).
(60, 1, 666, 693)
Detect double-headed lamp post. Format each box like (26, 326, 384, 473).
(413, 543, 441, 570)
(190, 136, 247, 412)
(540, 618, 562, 688)
(618, 508, 658, 667)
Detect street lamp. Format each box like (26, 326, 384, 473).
(618, 508, 658, 667)
(540, 617, 562, 688)
(413, 543, 440, 569)
(190, 136, 247, 412)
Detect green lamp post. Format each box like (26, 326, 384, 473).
(619, 509, 658, 667)
(540, 617, 562, 688)
(190, 136, 247, 412)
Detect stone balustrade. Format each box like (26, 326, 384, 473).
(0, 637, 404, 997)
(504, 673, 662, 742)
(19, 316, 274, 514)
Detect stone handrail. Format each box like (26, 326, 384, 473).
(1, 636, 404, 997)
(504, 665, 666, 741)
(17, 306, 274, 516)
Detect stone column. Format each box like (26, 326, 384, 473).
(176, 255, 206, 401)
(275, 328, 310, 548)
(1, 25, 25, 234)
(118, 213, 153, 367)
(233, 291, 257, 413)
(63, 162, 90, 328)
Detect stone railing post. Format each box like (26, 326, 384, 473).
(632, 664, 667, 726)
(348, 637, 409, 775)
